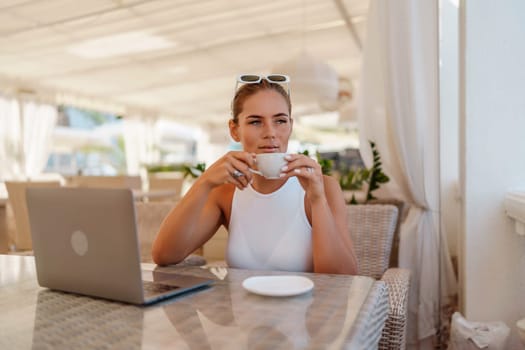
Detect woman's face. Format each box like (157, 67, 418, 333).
(230, 89, 292, 154)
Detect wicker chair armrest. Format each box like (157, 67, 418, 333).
(381, 268, 410, 312)
(379, 268, 411, 350)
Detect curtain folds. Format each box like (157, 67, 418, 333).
(0, 96, 57, 181)
(357, 1, 457, 348)
(123, 117, 159, 176)
(22, 101, 58, 179)
(0, 96, 22, 181)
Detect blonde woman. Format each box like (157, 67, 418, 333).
(152, 75, 357, 275)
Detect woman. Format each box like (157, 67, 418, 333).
(152, 75, 358, 275)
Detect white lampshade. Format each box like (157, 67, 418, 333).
(338, 100, 357, 125)
(272, 50, 339, 105)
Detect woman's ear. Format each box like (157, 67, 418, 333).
(229, 119, 240, 142)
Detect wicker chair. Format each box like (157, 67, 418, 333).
(147, 174, 184, 202)
(135, 201, 205, 264)
(5, 180, 61, 251)
(66, 175, 142, 190)
(135, 201, 174, 263)
(347, 204, 411, 350)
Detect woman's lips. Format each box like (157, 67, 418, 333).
(258, 147, 280, 153)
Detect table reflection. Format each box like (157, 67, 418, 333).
(154, 267, 364, 349)
(32, 290, 144, 349)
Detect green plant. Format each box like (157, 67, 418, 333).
(339, 140, 390, 204)
(339, 168, 370, 190)
(146, 164, 186, 173)
(146, 162, 206, 180)
(316, 153, 333, 176)
(181, 162, 206, 179)
(339, 167, 369, 204)
(299, 150, 333, 175)
(365, 141, 389, 201)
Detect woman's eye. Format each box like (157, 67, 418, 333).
(248, 120, 261, 125)
(276, 119, 288, 124)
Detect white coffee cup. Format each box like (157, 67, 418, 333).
(251, 153, 288, 179)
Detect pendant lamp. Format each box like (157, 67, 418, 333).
(272, 50, 339, 106)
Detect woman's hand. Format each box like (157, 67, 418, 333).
(281, 154, 357, 275)
(280, 154, 325, 201)
(198, 151, 257, 190)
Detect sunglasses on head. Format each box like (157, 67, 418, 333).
(235, 74, 291, 96)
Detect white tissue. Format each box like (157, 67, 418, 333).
(448, 312, 510, 350)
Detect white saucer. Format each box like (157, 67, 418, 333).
(242, 275, 314, 297)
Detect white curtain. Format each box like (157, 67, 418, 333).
(123, 117, 159, 175)
(357, 0, 457, 348)
(0, 95, 22, 181)
(0, 96, 57, 181)
(22, 101, 58, 179)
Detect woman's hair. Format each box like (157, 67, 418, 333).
(231, 79, 292, 123)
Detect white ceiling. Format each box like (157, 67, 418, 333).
(0, 0, 369, 130)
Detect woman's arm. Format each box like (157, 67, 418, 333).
(282, 154, 358, 275)
(151, 179, 222, 266)
(309, 176, 358, 275)
(151, 151, 256, 266)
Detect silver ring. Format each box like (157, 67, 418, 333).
(307, 167, 313, 174)
(232, 170, 243, 178)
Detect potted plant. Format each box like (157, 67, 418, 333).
(338, 141, 390, 204)
(181, 162, 206, 180)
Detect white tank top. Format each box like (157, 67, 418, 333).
(226, 177, 313, 272)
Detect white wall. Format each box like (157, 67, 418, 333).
(460, 0, 525, 347)
(440, 0, 460, 259)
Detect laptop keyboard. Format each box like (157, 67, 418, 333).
(142, 281, 180, 296)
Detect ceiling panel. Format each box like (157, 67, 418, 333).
(6, 0, 113, 25)
(0, 12, 34, 32)
(0, 0, 370, 127)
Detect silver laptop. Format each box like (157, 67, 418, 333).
(26, 187, 213, 305)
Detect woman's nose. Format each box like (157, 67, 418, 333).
(262, 123, 276, 138)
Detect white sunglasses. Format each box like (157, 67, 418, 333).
(235, 74, 291, 96)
